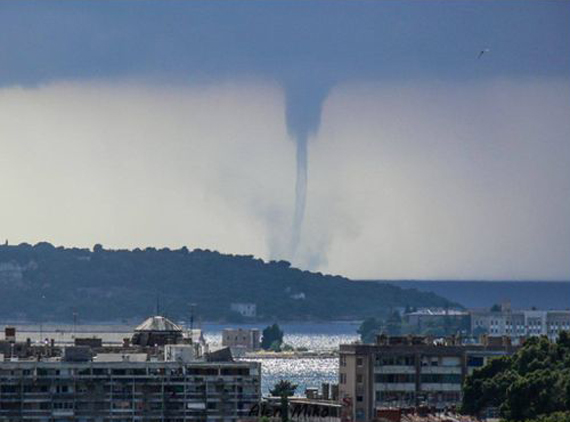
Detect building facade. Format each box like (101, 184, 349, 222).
(338, 335, 515, 422)
(221, 329, 261, 352)
(0, 357, 260, 422)
(471, 309, 570, 341)
(403, 310, 469, 333)
(0, 316, 261, 422)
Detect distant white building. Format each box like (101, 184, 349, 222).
(230, 303, 256, 318)
(471, 306, 570, 342)
(404, 308, 469, 331)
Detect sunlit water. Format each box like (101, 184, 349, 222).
(241, 357, 340, 396)
(202, 322, 360, 394)
(1, 321, 360, 395)
(202, 322, 360, 351)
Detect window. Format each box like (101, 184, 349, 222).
(420, 374, 461, 384)
(375, 374, 414, 383)
(376, 355, 415, 366)
(356, 374, 363, 384)
(467, 356, 484, 367)
(356, 358, 363, 367)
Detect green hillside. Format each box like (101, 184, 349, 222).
(0, 243, 460, 322)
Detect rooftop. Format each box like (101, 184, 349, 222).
(406, 309, 468, 316)
(134, 316, 182, 332)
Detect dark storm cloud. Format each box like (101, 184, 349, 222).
(0, 1, 568, 86)
(1, 1, 569, 277)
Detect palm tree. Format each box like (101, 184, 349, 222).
(270, 380, 298, 422)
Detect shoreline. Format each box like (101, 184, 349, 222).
(0, 320, 363, 330)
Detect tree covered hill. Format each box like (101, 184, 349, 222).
(0, 243, 460, 322)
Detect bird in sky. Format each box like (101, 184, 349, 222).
(478, 48, 491, 59)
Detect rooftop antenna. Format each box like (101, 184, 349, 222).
(189, 303, 196, 331)
(72, 307, 78, 337)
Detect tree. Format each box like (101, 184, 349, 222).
(490, 303, 502, 312)
(357, 317, 382, 343)
(461, 356, 515, 415)
(270, 380, 297, 397)
(261, 324, 284, 350)
(386, 311, 402, 336)
(270, 340, 282, 352)
(0, 243, 458, 322)
(270, 380, 298, 422)
(527, 412, 570, 422)
(462, 334, 570, 420)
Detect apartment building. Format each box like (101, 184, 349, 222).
(338, 335, 515, 422)
(0, 317, 261, 422)
(471, 307, 570, 341)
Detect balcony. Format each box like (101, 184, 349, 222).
(420, 383, 461, 392)
(374, 366, 416, 374)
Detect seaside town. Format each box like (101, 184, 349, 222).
(1, 0, 569, 421)
(1, 300, 569, 421)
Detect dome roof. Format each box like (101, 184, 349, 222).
(135, 316, 182, 332)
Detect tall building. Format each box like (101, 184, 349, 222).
(0, 317, 261, 422)
(338, 335, 516, 422)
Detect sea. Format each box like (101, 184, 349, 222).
(0, 321, 360, 396)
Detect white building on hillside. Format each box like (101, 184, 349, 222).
(230, 303, 257, 318)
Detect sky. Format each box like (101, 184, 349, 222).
(1, 1, 569, 280)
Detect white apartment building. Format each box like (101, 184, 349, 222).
(471, 309, 570, 341)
